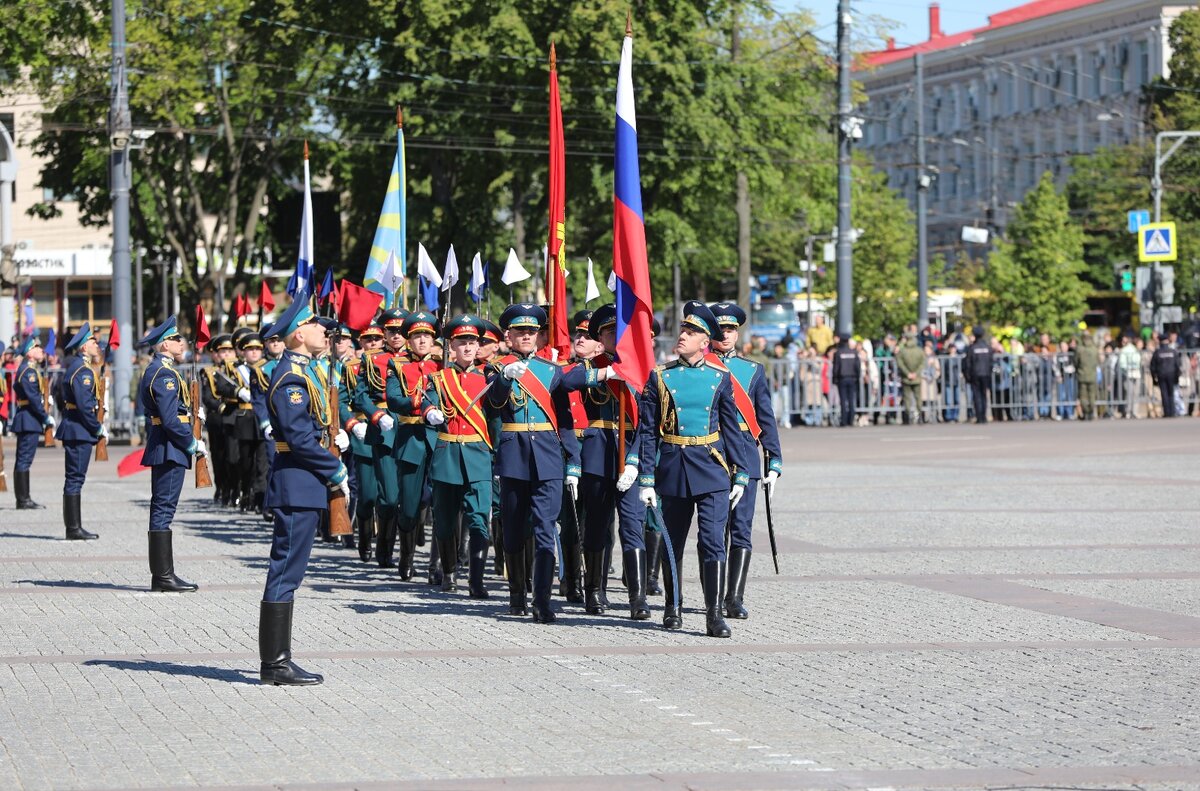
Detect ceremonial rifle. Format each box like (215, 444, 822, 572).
(763, 449, 779, 574)
(326, 358, 353, 536)
(0, 392, 7, 491)
(94, 365, 109, 461)
(42, 363, 54, 447)
(191, 348, 213, 489)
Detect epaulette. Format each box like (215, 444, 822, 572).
(290, 362, 305, 376)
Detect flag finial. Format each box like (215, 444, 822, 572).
(396, 106, 403, 129)
(303, 140, 309, 160)
(626, 10, 632, 36)
(550, 41, 557, 70)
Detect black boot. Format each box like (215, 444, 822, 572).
(624, 548, 651, 620)
(600, 546, 613, 607)
(560, 543, 584, 603)
(530, 551, 557, 624)
(584, 551, 607, 615)
(376, 516, 397, 569)
(491, 519, 505, 576)
(703, 560, 731, 638)
(259, 601, 322, 686)
(64, 494, 98, 541)
(397, 528, 416, 580)
(438, 534, 457, 592)
(457, 517, 469, 571)
(427, 534, 444, 587)
(661, 553, 682, 630)
(724, 547, 751, 619)
(415, 508, 427, 547)
(468, 531, 489, 599)
(505, 551, 527, 616)
(148, 531, 198, 592)
(524, 538, 534, 592)
(645, 528, 663, 596)
(15, 471, 43, 509)
(356, 510, 373, 563)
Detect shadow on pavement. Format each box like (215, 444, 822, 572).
(14, 579, 145, 592)
(0, 532, 63, 541)
(83, 658, 259, 684)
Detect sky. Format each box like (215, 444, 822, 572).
(799, 0, 1022, 51)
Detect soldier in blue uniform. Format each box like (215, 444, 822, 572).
(486, 304, 581, 623)
(10, 334, 55, 509)
(55, 323, 104, 541)
(708, 303, 783, 619)
(562, 303, 653, 620)
(137, 316, 205, 592)
(640, 302, 748, 637)
(259, 299, 348, 686)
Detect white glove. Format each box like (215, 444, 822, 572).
(425, 408, 446, 426)
(565, 474, 579, 501)
(639, 486, 658, 509)
(197, 406, 206, 423)
(377, 413, 395, 432)
(193, 438, 208, 458)
(43, 415, 56, 429)
(263, 423, 274, 440)
(351, 422, 367, 441)
(335, 478, 350, 500)
(763, 470, 780, 502)
(237, 387, 252, 403)
(603, 365, 624, 382)
(97, 425, 109, 440)
(502, 361, 529, 381)
(335, 429, 349, 452)
(729, 484, 746, 510)
(616, 464, 638, 492)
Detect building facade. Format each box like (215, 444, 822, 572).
(856, 0, 1192, 258)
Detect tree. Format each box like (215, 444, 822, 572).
(981, 172, 1089, 337)
(1065, 144, 1152, 289)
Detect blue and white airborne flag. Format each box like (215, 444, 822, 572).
(287, 145, 314, 298)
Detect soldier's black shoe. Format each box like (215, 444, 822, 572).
(396, 528, 415, 579)
(723, 547, 751, 620)
(645, 528, 663, 596)
(624, 549, 651, 620)
(662, 555, 682, 630)
(584, 551, 607, 615)
(530, 552, 557, 624)
(505, 552, 527, 616)
(14, 471, 43, 509)
(439, 535, 457, 592)
(63, 494, 98, 541)
(703, 560, 731, 638)
(259, 601, 322, 686)
(341, 532, 357, 551)
(148, 531, 198, 592)
(468, 532, 489, 599)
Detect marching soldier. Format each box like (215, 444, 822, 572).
(475, 319, 506, 576)
(708, 302, 782, 619)
(562, 303, 653, 619)
(386, 311, 441, 582)
(10, 334, 55, 509)
(137, 316, 204, 592)
(640, 301, 748, 637)
(421, 315, 494, 597)
(486, 304, 580, 623)
(258, 299, 349, 686)
(345, 323, 383, 561)
(228, 328, 259, 510)
(56, 323, 104, 540)
(351, 310, 404, 568)
(203, 334, 240, 506)
(201, 336, 228, 504)
(555, 309, 598, 604)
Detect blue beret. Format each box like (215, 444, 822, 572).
(709, 302, 747, 328)
(499, 303, 547, 331)
(64, 322, 93, 353)
(681, 301, 718, 336)
(138, 316, 182, 347)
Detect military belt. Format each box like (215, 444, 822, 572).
(65, 403, 78, 410)
(437, 432, 484, 443)
(396, 415, 423, 425)
(275, 441, 291, 452)
(238, 403, 253, 410)
(502, 422, 555, 432)
(374, 401, 388, 408)
(662, 431, 719, 446)
(16, 399, 29, 406)
(151, 416, 190, 426)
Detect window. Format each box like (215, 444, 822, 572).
(1111, 44, 1126, 92)
(1025, 65, 1037, 109)
(1137, 40, 1150, 85)
(33, 281, 55, 320)
(1092, 52, 1104, 97)
(66, 280, 111, 326)
(1065, 55, 1078, 99)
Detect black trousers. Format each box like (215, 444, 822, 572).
(836, 380, 857, 426)
(970, 383, 988, 424)
(1159, 379, 1177, 417)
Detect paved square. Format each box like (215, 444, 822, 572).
(1, 419, 1198, 790)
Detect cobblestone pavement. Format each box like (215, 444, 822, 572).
(1, 419, 1199, 790)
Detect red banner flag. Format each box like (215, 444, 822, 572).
(107, 318, 121, 351)
(117, 448, 147, 478)
(338, 279, 383, 332)
(234, 293, 253, 319)
(195, 304, 211, 347)
(546, 43, 570, 360)
(257, 281, 276, 312)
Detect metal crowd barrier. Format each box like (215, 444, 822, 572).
(760, 350, 1198, 427)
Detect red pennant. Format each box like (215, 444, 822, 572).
(107, 318, 121, 351)
(257, 281, 276, 312)
(337, 280, 383, 332)
(117, 448, 147, 477)
(195, 304, 211, 347)
(235, 293, 252, 319)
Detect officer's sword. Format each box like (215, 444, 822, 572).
(762, 449, 780, 575)
(647, 504, 680, 606)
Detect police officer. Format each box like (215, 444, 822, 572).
(259, 299, 349, 686)
(386, 311, 441, 581)
(1151, 332, 1181, 418)
(831, 334, 861, 427)
(137, 316, 205, 592)
(10, 334, 55, 509)
(422, 315, 494, 596)
(640, 302, 748, 637)
(707, 302, 782, 620)
(964, 326, 993, 424)
(487, 304, 581, 622)
(56, 323, 104, 540)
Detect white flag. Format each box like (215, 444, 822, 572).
(417, 242, 442, 288)
(441, 244, 459, 291)
(379, 249, 403, 302)
(501, 247, 531, 285)
(606, 268, 616, 293)
(468, 252, 486, 302)
(585, 258, 601, 303)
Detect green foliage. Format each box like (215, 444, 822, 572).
(981, 172, 1089, 337)
(1064, 144, 1151, 289)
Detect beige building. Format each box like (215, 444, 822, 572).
(856, 0, 1192, 259)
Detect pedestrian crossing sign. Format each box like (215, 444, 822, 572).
(1139, 222, 1177, 262)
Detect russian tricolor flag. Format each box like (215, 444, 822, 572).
(611, 24, 654, 390)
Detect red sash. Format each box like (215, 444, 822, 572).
(499, 354, 558, 432)
(590, 353, 637, 429)
(437, 369, 492, 448)
(705, 353, 761, 440)
(564, 363, 589, 427)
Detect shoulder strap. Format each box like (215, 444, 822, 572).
(705, 353, 760, 439)
(437, 370, 492, 448)
(516, 361, 558, 432)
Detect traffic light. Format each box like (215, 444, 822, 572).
(1120, 269, 1133, 292)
